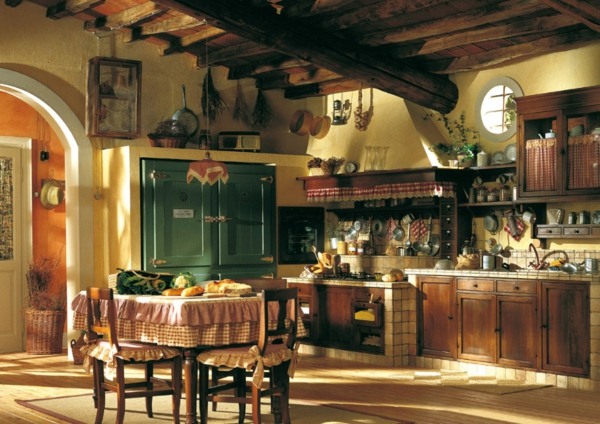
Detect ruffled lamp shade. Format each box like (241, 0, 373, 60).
(186, 152, 229, 185)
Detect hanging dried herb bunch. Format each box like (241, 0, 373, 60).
(201, 66, 227, 125)
(232, 80, 252, 125)
(26, 253, 66, 311)
(251, 89, 273, 129)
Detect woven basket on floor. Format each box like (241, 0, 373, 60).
(25, 309, 66, 355)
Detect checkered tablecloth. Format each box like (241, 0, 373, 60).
(72, 292, 305, 348)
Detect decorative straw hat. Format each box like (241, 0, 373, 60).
(40, 180, 64, 209)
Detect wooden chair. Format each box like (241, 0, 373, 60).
(197, 288, 299, 424)
(80, 287, 183, 424)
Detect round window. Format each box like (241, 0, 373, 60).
(475, 77, 523, 143)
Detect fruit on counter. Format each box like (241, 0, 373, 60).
(548, 258, 565, 269)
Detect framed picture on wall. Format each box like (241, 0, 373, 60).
(86, 56, 141, 139)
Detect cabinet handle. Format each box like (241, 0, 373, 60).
(203, 216, 232, 223)
(514, 285, 520, 290)
(445, 217, 451, 224)
(151, 258, 167, 265)
(448, 316, 453, 320)
(260, 176, 274, 183)
(150, 171, 170, 179)
(472, 284, 478, 288)
(261, 256, 274, 263)
(495, 328, 500, 333)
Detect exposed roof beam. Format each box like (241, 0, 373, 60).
(195, 42, 273, 67)
(84, 2, 166, 32)
(258, 67, 341, 90)
(431, 28, 599, 73)
(364, 0, 545, 46)
(160, 25, 226, 55)
(228, 58, 311, 79)
(120, 14, 202, 42)
(391, 14, 578, 58)
(284, 78, 363, 99)
(46, 0, 104, 19)
(154, 0, 458, 113)
(540, 0, 600, 32)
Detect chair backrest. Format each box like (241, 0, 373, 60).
(85, 287, 120, 350)
(236, 278, 287, 291)
(257, 288, 298, 355)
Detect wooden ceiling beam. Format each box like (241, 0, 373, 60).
(540, 0, 600, 32)
(228, 57, 311, 79)
(364, 0, 545, 46)
(154, 0, 458, 113)
(83, 2, 166, 32)
(431, 28, 599, 73)
(194, 41, 273, 67)
(46, 0, 104, 19)
(392, 14, 578, 58)
(120, 14, 202, 42)
(284, 78, 364, 99)
(258, 67, 341, 90)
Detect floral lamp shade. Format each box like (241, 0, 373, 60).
(186, 152, 229, 185)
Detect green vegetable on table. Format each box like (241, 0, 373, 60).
(173, 272, 197, 288)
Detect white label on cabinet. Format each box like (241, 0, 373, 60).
(173, 209, 194, 218)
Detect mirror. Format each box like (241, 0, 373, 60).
(475, 77, 523, 143)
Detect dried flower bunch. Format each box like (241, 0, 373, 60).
(307, 157, 345, 174)
(424, 111, 480, 159)
(26, 254, 66, 311)
(149, 118, 188, 137)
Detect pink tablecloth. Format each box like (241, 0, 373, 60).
(71, 292, 305, 348)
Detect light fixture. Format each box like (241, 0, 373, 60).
(187, 152, 229, 186)
(331, 93, 352, 126)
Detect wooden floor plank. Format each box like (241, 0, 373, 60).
(1, 351, 600, 423)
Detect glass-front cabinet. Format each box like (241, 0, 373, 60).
(517, 85, 600, 199)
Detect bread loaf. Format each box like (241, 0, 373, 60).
(181, 285, 205, 297)
(205, 279, 252, 294)
(162, 287, 184, 296)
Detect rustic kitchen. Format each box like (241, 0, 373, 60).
(2, 1, 600, 415)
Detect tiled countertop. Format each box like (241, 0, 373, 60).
(284, 277, 411, 288)
(406, 268, 600, 283)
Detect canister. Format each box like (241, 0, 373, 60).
(568, 212, 577, 225)
(579, 210, 590, 224)
(585, 258, 599, 273)
(482, 254, 496, 270)
(336, 241, 347, 255)
(476, 151, 488, 167)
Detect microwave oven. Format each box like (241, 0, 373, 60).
(217, 132, 260, 152)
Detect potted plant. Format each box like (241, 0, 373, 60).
(307, 156, 345, 175)
(424, 111, 480, 167)
(147, 118, 189, 148)
(25, 254, 66, 354)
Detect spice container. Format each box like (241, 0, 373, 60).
(347, 241, 357, 255)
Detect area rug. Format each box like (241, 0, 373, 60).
(16, 393, 403, 424)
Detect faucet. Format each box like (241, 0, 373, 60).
(528, 243, 541, 269)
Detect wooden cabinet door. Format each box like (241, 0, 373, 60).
(457, 292, 496, 363)
(217, 164, 275, 266)
(316, 285, 353, 348)
(497, 294, 538, 368)
(142, 159, 212, 270)
(417, 276, 456, 358)
(541, 282, 590, 376)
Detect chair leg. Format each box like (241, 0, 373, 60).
(272, 363, 291, 424)
(145, 362, 155, 418)
(251, 384, 262, 424)
(172, 357, 182, 424)
(116, 359, 126, 424)
(234, 368, 246, 424)
(211, 367, 219, 411)
(93, 359, 106, 424)
(199, 363, 209, 424)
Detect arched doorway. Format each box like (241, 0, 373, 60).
(0, 68, 94, 345)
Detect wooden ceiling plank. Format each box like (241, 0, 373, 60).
(154, 0, 458, 113)
(83, 2, 166, 32)
(160, 26, 227, 55)
(46, 0, 104, 19)
(228, 57, 311, 79)
(284, 78, 363, 99)
(540, 0, 600, 32)
(199, 41, 273, 66)
(395, 14, 578, 57)
(367, 0, 545, 46)
(435, 29, 599, 73)
(317, 0, 447, 31)
(122, 14, 202, 42)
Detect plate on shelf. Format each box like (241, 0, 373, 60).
(491, 151, 507, 164)
(504, 143, 517, 162)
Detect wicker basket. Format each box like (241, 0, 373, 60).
(148, 135, 188, 148)
(25, 309, 67, 355)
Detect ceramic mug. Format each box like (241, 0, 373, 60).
(522, 211, 535, 223)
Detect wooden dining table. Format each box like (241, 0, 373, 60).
(71, 291, 304, 424)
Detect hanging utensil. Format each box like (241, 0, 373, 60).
(172, 84, 199, 136)
(420, 216, 433, 255)
(428, 234, 440, 256)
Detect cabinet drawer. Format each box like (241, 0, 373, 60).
(497, 279, 537, 294)
(288, 283, 313, 296)
(563, 226, 590, 236)
(457, 278, 494, 292)
(537, 226, 562, 236)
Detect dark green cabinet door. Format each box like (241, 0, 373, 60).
(217, 164, 275, 266)
(142, 159, 212, 270)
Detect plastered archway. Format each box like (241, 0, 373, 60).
(0, 68, 94, 344)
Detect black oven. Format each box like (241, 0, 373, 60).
(278, 207, 324, 264)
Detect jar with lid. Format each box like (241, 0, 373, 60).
(476, 151, 488, 167)
(347, 241, 357, 255)
(357, 241, 365, 255)
(487, 189, 499, 202)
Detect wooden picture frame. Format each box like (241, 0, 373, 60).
(86, 57, 141, 139)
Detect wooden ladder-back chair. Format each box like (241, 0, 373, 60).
(80, 287, 183, 424)
(197, 288, 299, 424)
